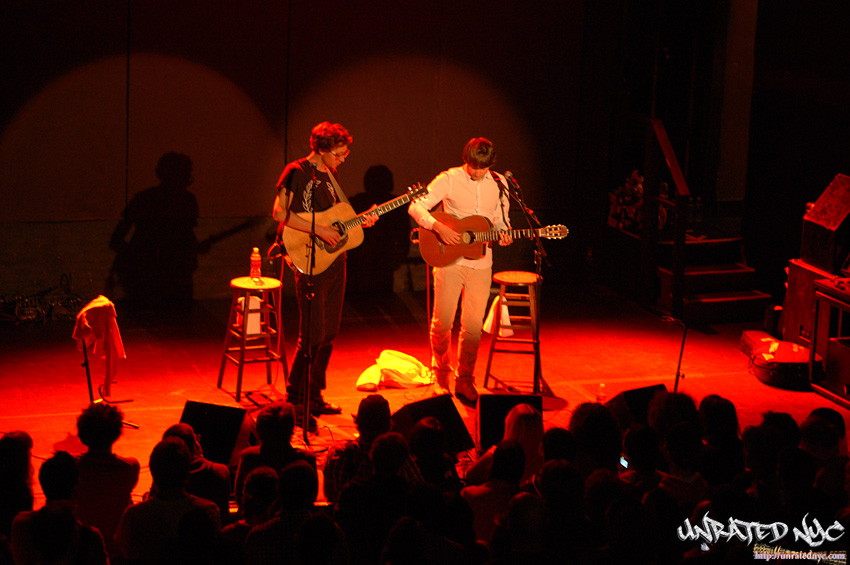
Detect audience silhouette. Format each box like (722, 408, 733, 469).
(73, 402, 140, 560)
(11, 451, 108, 565)
(5, 389, 850, 563)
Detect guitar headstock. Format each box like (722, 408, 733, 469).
(540, 224, 569, 239)
(407, 182, 428, 200)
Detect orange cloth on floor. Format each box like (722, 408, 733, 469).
(73, 295, 126, 397)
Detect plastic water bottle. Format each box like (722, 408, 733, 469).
(596, 383, 607, 404)
(250, 247, 262, 282)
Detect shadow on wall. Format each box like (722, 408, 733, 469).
(346, 165, 412, 294)
(107, 152, 200, 315)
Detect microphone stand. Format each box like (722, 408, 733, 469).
(301, 164, 318, 442)
(505, 174, 551, 275)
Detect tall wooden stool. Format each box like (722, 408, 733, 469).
(484, 270, 552, 396)
(218, 276, 285, 401)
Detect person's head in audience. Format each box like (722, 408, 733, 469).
(77, 402, 125, 452)
(0, 430, 34, 489)
(623, 423, 661, 474)
(800, 414, 842, 463)
(355, 394, 392, 446)
(761, 411, 801, 450)
(408, 416, 445, 462)
(255, 401, 296, 448)
(369, 432, 410, 478)
(503, 404, 544, 472)
(149, 437, 191, 496)
(699, 394, 740, 444)
(542, 427, 576, 463)
(538, 458, 584, 516)
(648, 391, 699, 441)
(569, 402, 622, 476)
(29, 452, 84, 561)
(804, 407, 846, 456)
(163, 423, 203, 458)
(742, 423, 785, 480)
(240, 466, 278, 523)
(490, 440, 525, 486)
(39, 451, 79, 502)
(277, 460, 318, 510)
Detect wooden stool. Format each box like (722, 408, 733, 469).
(484, 270, 552, 396)
(217, 276, 285, 401)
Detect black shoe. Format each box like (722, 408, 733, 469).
(310, 398, 342, 415)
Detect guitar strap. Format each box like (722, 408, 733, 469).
(326, 168, 350, 205)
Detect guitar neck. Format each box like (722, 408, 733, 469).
(340, 193, 415, 231)
(472, 227, 541, 242)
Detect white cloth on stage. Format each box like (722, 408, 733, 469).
(73, 295, 126, 397)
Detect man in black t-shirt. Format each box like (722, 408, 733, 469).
(273, 122, 377, 417)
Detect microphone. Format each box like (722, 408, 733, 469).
(504, 171, 523, 196)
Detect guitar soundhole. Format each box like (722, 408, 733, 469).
(461, 232, 473, 245)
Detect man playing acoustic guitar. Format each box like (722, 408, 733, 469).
(273, 122, 378, 417)
(409, 137, 513, 405)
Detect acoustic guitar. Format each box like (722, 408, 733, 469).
(416, 211, 568, 267)
(282, 183, 427, 274)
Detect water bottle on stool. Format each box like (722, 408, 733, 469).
(250, 247, 262, 283)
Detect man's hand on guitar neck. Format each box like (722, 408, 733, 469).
(433, 221, 461, 245)
(498, 232, 513, 246)
(361, 204, 379, 228)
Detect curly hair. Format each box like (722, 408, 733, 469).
(309, 122, 352, 152)
(77, 402, 124, 450)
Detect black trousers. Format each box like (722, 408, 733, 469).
(287, 254, 346, 402)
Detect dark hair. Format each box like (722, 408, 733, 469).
(808, 407, 846, 439)
(355, 394, 391, 443)
(0, 430, 34, 487)
(542, 427, 576, 462)
(699, 394, 740, 443)
(462, 137, 496, 168)
(77, 402, 124, 450)
(277, 460, 318, 509)
(155, 151, 193, 185)
(241, 466, 278, 519)
(409, 416, 445, 460)
(370, 432, 410, 476)
(149, 437, 191, 491)
(255, 401, 295, 445)
(163, 423, 199, 455)
(310, 122, 352, 152)
(39, 451, 79, 501)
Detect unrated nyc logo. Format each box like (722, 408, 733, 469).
(678, 512, 845, 548)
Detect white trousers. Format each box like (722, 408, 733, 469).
(430, 263, 492, 381)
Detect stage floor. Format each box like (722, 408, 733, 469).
(1, 282, 846, 505)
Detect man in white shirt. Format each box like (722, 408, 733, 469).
(409, 137, 512, 405)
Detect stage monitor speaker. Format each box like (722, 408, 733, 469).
(780, 258, 833, 347)
(179, 401, 255, 469)
(802, 174, 850, 274)
(604, 384, 668, 432)
(391, 394, 474, 454)
(476, 394, 543, 454)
